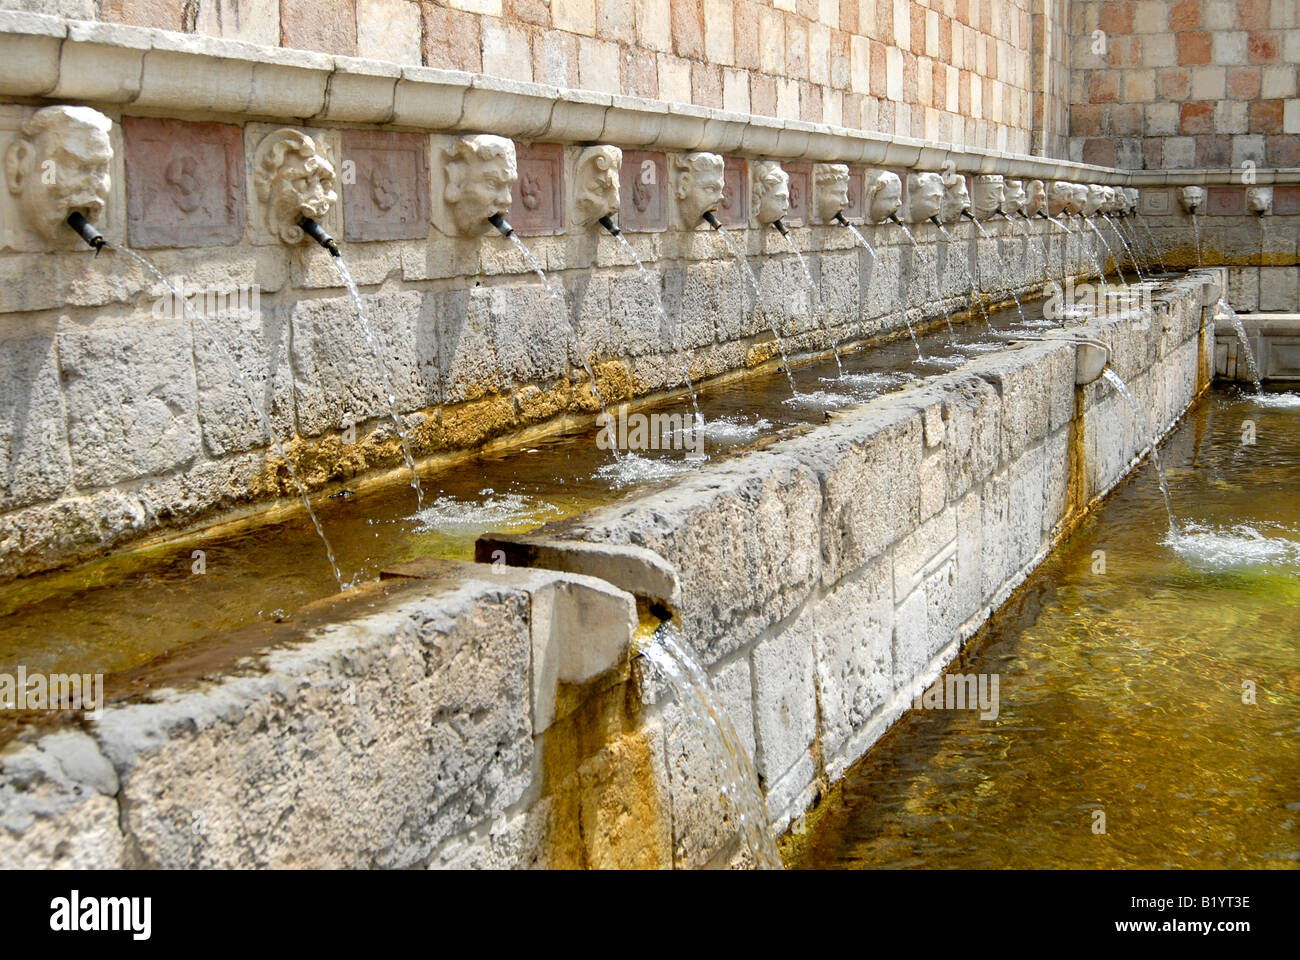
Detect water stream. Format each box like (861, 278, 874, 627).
(782, 233, 844, 377)
(970, 217, 1027, 325)
(1216, 298, 1263, 393)
(117, 248, 345, 590)
(1192, 212, 1203, 268)
(1135, 211, 1169, 273)
(1103, 214, 1143, 280)
(639, 623, 782, 868)
(1103, 368, 1179, 534)
(895, 222, 942, 353)
(612, 232, 703, 424)
(933, 220, 992, 328)
(334, 258, 426, 512)
(716, 225, 800, 394)
(1072, 215, 1111, 290)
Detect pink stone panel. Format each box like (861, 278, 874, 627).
(618, 151, 669, 233)
(784, 162, 811, 226)
(1207, 186, 1246, 217)
(123, 117, 245, 249)
(509, 142, 565, 236)
(1273, 186, 1300, 217)
(716, 157, 749, 228)
(341, 129, 430, 242)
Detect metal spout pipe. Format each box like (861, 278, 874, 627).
(299, 217, 340, 256)
(597, 214, 620, 236)
(66, 211, 104, 254)
(488, 212, 514, 237)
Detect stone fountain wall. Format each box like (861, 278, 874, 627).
(0, 268, 1220, 869)
(0, 9, 1139, 582)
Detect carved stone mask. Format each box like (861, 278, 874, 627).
(443, 134, 517, 236)
(1025, 180, 1048, 217)
(1068, 183, 1089, 214)
(751, 160, 790, 225)
(4, 105, 113, 243)
(574, 145, 622, 229)
(253, 129, 337, 245)
(1124, 187, 1140, 213)
(1047, 182, 1073, 217)
(1246, 186, 1272, 214)
(971, 175, 1005, 220)
(1179, 185, 1205, 213)
(1083, 184, 1106, 216)
(906, 172, 945, 222)
(1003, 179, 1027, 216)
(863, 170, 902, 223)
(673, 151, 725, 227)
(938, 174, 971, 222)
(814, 163, 851, 221)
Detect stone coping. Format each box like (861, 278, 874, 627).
(0, 9, 1150, 186)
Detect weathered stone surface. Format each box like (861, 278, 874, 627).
(555, 452, 822, 664)
(93, 579, 533, 868)
(0, 329, 69, 510)
(58, 319, 201, 488)
(804, 554, 893, 764)
(750, 625, 817, 790)
(291, 290, 437, 436)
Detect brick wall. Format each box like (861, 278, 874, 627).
(94, 0, 1051, 155)
(1069, 0, 1300, 168)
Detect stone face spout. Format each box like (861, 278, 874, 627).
(1179, 185, 1205, 215)
(863, 169, 902, 223)
(971, 174, 1005, 220)
(443, 134, 518, 237)
(813, 162, 851, 223)
(4, 105, 113, 245)
(299, 216, 340, 256)
(1025, 179, 1048, 217)
(938, 173, 971, 222)
(1247, 186, 1272, 215)
(1083, 184, 1107, 217)
(906, 171, 944, 223)
(750, 160, 790, 228)
(254, 128, 338, 247)
(573, 145, 623, 231)
(1003, 179, 1027, 217)
(671, 151, 725, 229)
(1124, 187, 1140, 214)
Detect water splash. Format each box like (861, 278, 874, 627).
(117, 248, 345, 590)
(411, 491, 564, 533)
(1247, 392, 1300, 409)
(1215, 298, 1263, 394)
(782, 232, 843, 376)
(639, 624, 782, 869)
(716, 226, 800, 395)
(334, 258, 426, 512)
(1166, 521, 1300, 570)
(612, 232, 703, 425)
(593, 451, 697, 487)
(1104, 368, 1179, 534)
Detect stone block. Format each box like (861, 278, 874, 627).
(0, 329, 69, 511)
(291, 290, 438, 435)
(58, 319, 201, 488)
(341, 129, 431, 242)
(93, 579, 534, 867)
(750, 625, 817, 789)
